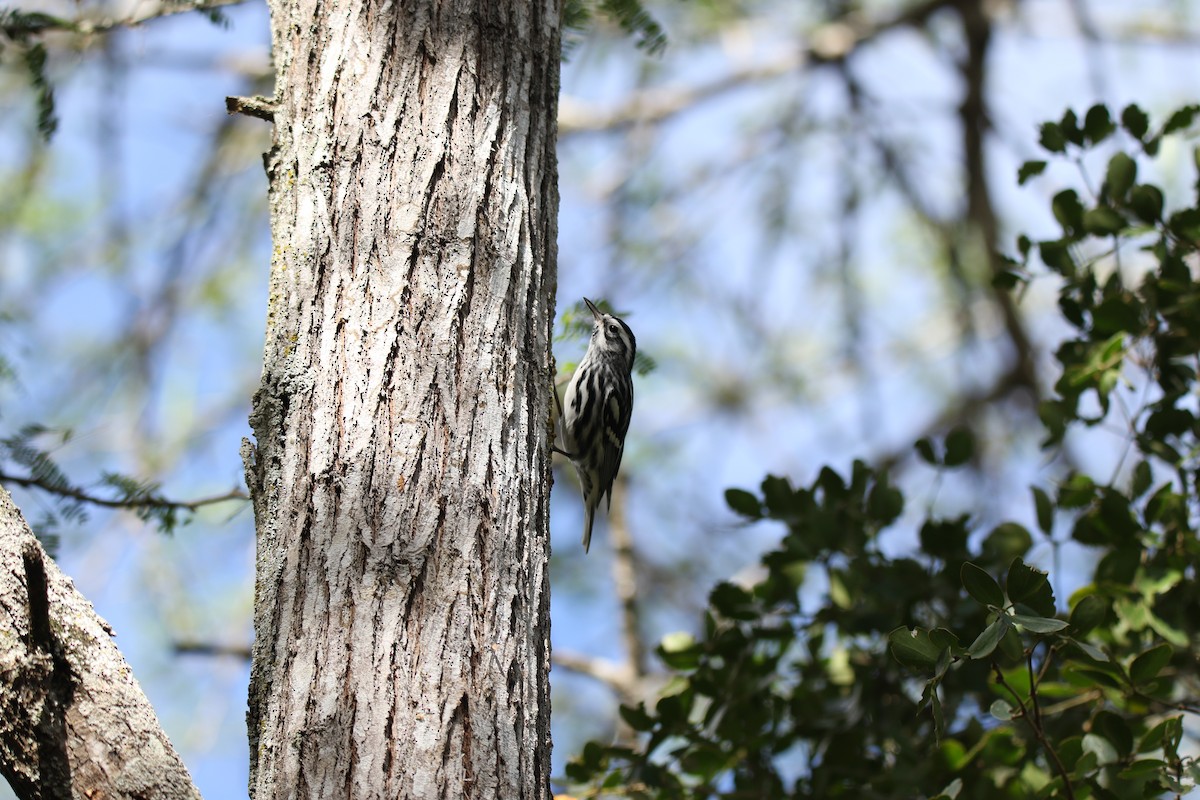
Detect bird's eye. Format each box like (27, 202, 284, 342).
(608, 324, 619, 334)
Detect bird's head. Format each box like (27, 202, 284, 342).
(584, 297, 636, 366)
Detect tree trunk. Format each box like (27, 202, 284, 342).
(243, 1, 560, 798)
(0, 488, 201, 800)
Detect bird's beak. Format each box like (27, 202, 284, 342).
(583, 297, 602, 320)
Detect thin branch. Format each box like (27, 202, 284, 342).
(993, 664, 1076, 800)
(956, 0, 1040, 396)
(609, 474, 648, 679)
(20, 0, 252, 37)
(560, 51, 802, 135)
(226, 94, 276, 121)
(553, 649, 639, 703)
(559, 0, 976, 135)
(0, 472, 248, 514)
(173, 640, 252, 660)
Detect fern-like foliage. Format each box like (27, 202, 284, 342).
(0, 8, 65, 138)
(564, 0, 668, 57)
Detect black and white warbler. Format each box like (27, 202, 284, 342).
(560, 298, 636, 553)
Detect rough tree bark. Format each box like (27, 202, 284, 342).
(0, 488, 201, 799)
(242, 1, 560, 798)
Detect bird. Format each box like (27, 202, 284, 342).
(560, 298, 636, 553)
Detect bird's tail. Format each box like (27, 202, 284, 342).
(582, 504, 595, 553)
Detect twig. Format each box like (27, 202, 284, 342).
(993, 664, 1076, 800)
(173, 640, 252, 660)
(609, 474, 648, 678)
(226, 94, 276, 121)
(67, 0, 249, 36)
(559, 0, 977, 136)
(553, 649, 639, 702)
(0, 471, 248, 513)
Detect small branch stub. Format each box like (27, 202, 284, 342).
(226, 95, 276, 121)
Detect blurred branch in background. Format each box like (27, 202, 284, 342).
(0, 0, 250, 38)
(0, 470, 246, 515)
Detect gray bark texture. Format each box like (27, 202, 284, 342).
(0, 487, 201, 800)
(243, 1, 560, 798)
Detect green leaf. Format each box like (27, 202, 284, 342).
(1032, 487, 1053, 534)
(595, 0, 668, 54)
(1092, 710, 1133, 757)
(724, 488, 761, 518)
(932, 777, 962, 800)
(1057, 473, 1096, 508)
(1060, 109, 1084, 145)
(1146, 609, 1188, 647)
(1069, 639, 1108, 662)
(619, 702, 655, 731)
(1082, 733, 1119, 766)
(981, 523, 1032, 562)
(1052, 189, 1084, 234)
(997, 623, 1024, 663)
(928, 627, 962, 653)
(1095, 546, 1139, 584)
(709, 582, 756, 620)
(1084, 103, 1115, 143)
(1039, 122, 1067, 153)
(1082, 206, 1124, 236)
(920, 518, 968, 559)
(966, 617, 1008, 659)
(923, 680, 946, 743)
(915, 437, 937, 465)
(1118, 759, 1167, 780)
(1121, 104, 1149, 139)
(1138, 717, 1178, 753)
(1162, 103, 1200, 135)
(1068, 594, 1106, 635)
(961, 562, 1005, 608)
(1006, 558, 1050, 607)
(1018, 160, 1047, 185)
(658, 631, 699, 670)
(760, 474, 793, 516)
(989, 699, 1014, 721)
(1038, 239, 1075, 275)
(943, 427, 974, 467)
(1168, 206, 1200, 239)
(888, 627, 943, 670)
(1161, 716, 1183, 760)
(1129, 643, 1172, 686)
(867, 478, 903, 525)
(1129, 184, 1164, 222)
(1114, 597, 1150, 630)
(1105, 152, 1137, 200)
(1010, 613, 1068, 633)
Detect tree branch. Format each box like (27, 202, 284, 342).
(559, 0, 973, 135)
(173, 640, 252, 660)
(553, 650, 639, 703)
(0, 471, 248, 515)
(21, 542, 74, 796)
(1, 0, 251, 39)
(993, 663, 1076, 800)
(0, 488, 201, 798)
(609, 474, 648, 679)
(226, 94, 277, 121)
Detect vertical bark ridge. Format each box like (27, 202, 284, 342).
(248, 1, 558, 798)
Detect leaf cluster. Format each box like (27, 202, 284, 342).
(564, 0, 668, 57)
(563, 104, 1200, 799)
(0, 424, 193, 552)
(0, 7, 65, 138)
